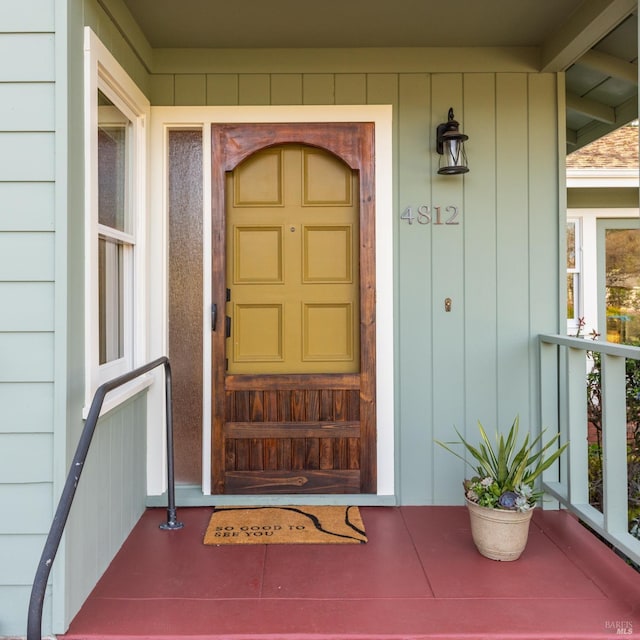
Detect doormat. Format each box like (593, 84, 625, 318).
(203, 505, 367, 545)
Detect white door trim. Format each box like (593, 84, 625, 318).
(148, 105, 394, 497)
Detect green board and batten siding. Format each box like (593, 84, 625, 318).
(0, 0, 560, 635)
(148, 65, 558, 504)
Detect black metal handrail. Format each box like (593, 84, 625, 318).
(27, 356, 183, 640)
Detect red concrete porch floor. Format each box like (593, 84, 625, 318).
(61, 506, 640, 640)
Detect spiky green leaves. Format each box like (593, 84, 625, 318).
(437, 415, 568, 509)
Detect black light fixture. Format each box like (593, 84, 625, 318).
(436, 107, 469, 175)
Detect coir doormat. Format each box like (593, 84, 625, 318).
(204, 505, 367, 545)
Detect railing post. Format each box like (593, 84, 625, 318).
(539, 340, 559, 436)
(601, 353, 629, 535)
(160, 360, 183, 530)
(566, 346, 590, 506)
(539, 339, 563, 507)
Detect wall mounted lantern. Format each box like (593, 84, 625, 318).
(436, 107, 469, 175)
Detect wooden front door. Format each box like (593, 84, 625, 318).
(211, 123, 376, 494)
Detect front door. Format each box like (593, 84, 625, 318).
(211, 123, 376, 494)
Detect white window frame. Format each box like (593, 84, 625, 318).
(566, 217, 582, 334)
(84, 28, 150, 415)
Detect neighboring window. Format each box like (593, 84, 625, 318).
(567, 218, 582, 332)
(84, 29, 150, 412)
(604, 226, 640, 344)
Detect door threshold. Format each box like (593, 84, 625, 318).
(147, 486, 397, 508)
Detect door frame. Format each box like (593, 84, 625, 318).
(148, 105, 394, 501)
(213, 124, 376, 494)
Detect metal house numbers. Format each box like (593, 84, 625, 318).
(400, 205, 460, 226)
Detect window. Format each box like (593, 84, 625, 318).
(84, 29, 150, 413)
(98, 91, 131, 365)
(599, 221, 640, 344)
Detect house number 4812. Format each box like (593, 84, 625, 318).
(400, 205, 460, 225)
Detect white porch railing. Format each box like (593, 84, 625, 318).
(539, 334, 640, 566)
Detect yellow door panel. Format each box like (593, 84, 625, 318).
(233, 148, 284, 206)
(233, 303, 284, 362)
(233, 226, 283, 283)
(303, 302, 354, 362)
(226, 144, 359, 374)
(303, 225, 353, 283)
(303, 148, 353, 205)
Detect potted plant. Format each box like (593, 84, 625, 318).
(437, 415, 568, 561)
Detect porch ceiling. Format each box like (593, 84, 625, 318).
(120, 0, 638, 152)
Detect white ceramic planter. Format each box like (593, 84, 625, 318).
(465, 498, 534, 561)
